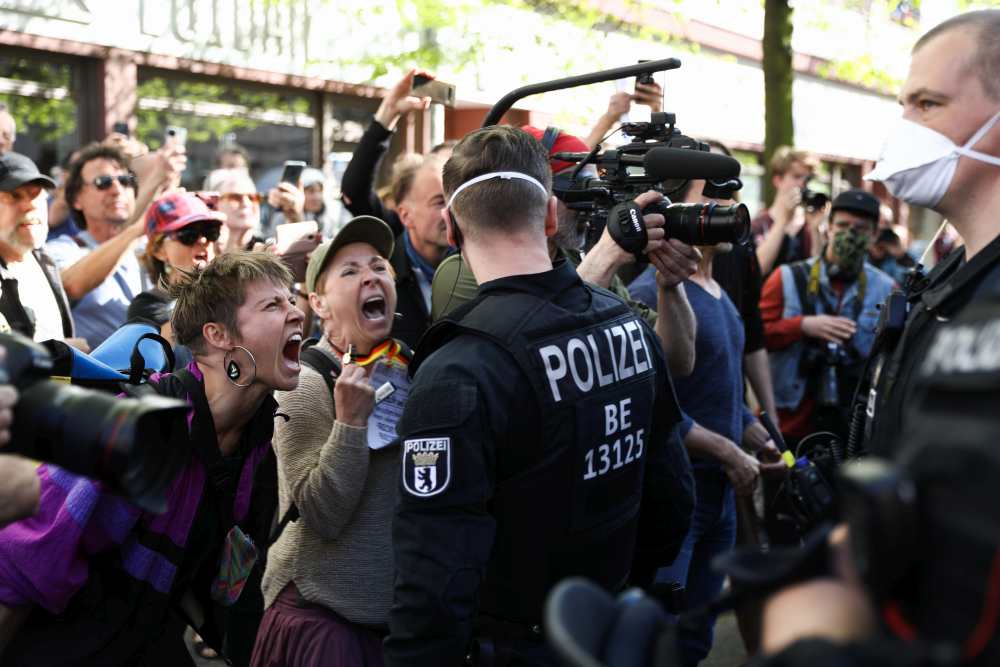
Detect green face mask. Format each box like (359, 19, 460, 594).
(831, 229, 868, 278)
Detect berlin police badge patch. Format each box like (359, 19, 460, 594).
(403, 437, 451, 497)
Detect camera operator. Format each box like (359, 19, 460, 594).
(630, 139, 778, 420)
(385, 125, 694, 667)
(760, 190, 895, 446)
(431, 125, 700, 377)
(753, 147, 826, 276)
(0, 252, 304, 665)
(645, 176, 783, 667)
(861, 8, 1000, 458)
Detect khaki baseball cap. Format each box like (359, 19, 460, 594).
(305, 215, 395, 293)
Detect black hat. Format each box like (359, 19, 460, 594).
(0, 152, 56, 193)
(831, 189, 880, 223)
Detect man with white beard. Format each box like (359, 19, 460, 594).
(0, 152, 78, 346)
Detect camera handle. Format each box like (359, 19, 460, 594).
(606, 200, 648, 261)
(481, 58, 681, 127)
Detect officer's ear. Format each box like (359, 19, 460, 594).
(442, 207, 457, 247)
(543, 195, 558, 238)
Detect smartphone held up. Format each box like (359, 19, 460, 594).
(412, 74, 456, 107)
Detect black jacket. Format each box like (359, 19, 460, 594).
(389, 235, 431, 350)
(867, 232, 1000, 458)
(385, 260, 693, 667)
(340, 120, 404, 237)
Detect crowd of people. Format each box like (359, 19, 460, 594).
(0, 7, 998, 667)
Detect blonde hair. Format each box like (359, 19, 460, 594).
(768, 146, 819, 178)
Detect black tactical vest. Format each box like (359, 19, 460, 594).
(417, 283, 667, 623)
(885, 298, 1000, 663)
(866, 237, 1000, 458)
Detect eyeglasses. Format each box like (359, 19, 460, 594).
(220, 192, 261, 204)
(88, 174, 137, 190)
(171, 223, 221, 246)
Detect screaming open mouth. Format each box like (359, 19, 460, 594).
(362, 296, 387, 321)
(282, 333, 302, 364)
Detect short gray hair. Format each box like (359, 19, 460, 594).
(204, 168, 255, 194)
(914, 10, 1000, 100)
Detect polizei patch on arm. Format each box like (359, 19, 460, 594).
(402, 437, 451, 497)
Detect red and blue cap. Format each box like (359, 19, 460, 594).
(521, 125, 590, 175)
(145, 191, 225, 240)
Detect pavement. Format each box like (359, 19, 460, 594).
(702, 612, 749, 667)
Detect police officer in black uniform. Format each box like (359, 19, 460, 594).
(735, 294, 1000, 667)
(859, 9, 1000, 458)
(385, 125, 694, 666)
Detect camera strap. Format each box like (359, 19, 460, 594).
(790, 260, 866, 322)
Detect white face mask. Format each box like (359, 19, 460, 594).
(865, 110, 1000, 208)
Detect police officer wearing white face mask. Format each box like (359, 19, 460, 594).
(860, 9, 1000, 458)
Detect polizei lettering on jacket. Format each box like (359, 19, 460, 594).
(921, 318, 1000, 376)
(537, 317, 654, 403)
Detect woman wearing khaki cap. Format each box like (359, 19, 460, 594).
(252, 215, 410, 667)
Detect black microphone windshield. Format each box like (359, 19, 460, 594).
(643, 147, 741, 180)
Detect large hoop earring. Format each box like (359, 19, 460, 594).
(223, 346, 257, 388)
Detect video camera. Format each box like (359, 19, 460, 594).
(480, 59, 750, 258)
(801, 187, 829, 211)
(0, 332, 190, 513)
(550, 111, 751, 255)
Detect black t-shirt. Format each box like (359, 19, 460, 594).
(713, 240, 766, 354)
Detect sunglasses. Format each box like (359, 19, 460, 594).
(171, 223, 221, 246)
(220, 192, 261, 204)
(89, 174, 137, 190)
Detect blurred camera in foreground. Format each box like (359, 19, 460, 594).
(0, 332, 190, 513)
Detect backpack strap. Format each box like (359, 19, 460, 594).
(298, 339, 341, 396)
(127, 332, 176, 385)
(789, 261, 815, 316)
